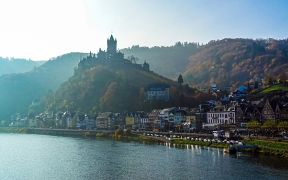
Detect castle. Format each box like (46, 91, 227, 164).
(78, 35, 149, 71)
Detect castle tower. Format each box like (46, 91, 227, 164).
(143, 61, 150, 71)
(107, 35, 117, 57)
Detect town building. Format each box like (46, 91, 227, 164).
(85, 114, 95, 130)
(261, 99, 276, 121)
(96, 112, 114, 130)
(145, 84, 170, 101)
(147, 109, 161, 131)
(206, 111, 236, 126)
(204, 102, 236, 128)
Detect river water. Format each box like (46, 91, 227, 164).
(0, 134, 287, 180)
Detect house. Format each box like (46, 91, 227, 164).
(280, 103, 288, 120)
(262, 99, 276, 121)
(76, 114, 86, 129)
(96, 112, 114, 130)
(204, 102, 236, 128)
(211, 83, 218, 92)
(55, 112, 64, 128)
(10, 113, 28, 127)
(85, 114, 95, 130)
(147, 109, 161, 131)
(139, 115, 149, 130)
(113, 113, 125, 130)
(206, 111, 235, 126)
(232, 85, 248, 99)
(145, 84, 170, 101)
(127, 112, 148, 130)
(158, 108, 175, 131)
(158, 107, 187, 131)
(62, 111, 73, 129)
(125, 114, 135, 129)
(172, 108, 187, 125)
(235, 105, 244, 124)
(184, 110, 198, 131)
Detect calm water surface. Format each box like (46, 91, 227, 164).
(0, 133, 287, 180)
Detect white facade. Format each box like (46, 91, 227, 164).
(206, 111, 235, 125)
(146, 88, 170, 101)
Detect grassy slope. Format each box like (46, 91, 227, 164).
(260, 84, 288, 94)
(244, 139, 288, 158)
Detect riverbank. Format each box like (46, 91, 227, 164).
(2, 127, 288, 158)
(0, 127, 228, 148)
(244, 139, 288, 158)
(170, 138, 229, 148)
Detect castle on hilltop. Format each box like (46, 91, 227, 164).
(78, 35, 149, 71)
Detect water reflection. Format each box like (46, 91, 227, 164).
(156, 140, 288, 171)
(0, 134, 287, 180)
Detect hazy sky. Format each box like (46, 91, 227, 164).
(0, 0, 287, 60)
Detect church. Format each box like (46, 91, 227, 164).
(78, 35, 149, 71)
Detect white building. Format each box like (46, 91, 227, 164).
(206, 111, 235, 125)
(145, 84, 170, 101)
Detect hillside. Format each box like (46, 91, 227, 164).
(120, 42, 200, 79)
(183, 38, 288, 88)
(0, 52, 86, 120)
(53, 62, 197, 113)
(0, 57, 44, 76)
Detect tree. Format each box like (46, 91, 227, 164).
(247, 120, 261, 129)
(178, 74, 184, 85)
(247, 120, 261, 137)
(261, 120, 277, 129)
(277, 121, 288, 130)
(261, 120, 277, 137)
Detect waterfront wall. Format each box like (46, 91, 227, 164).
(28, 128, 115, 137)
(0, 127, 114, 137)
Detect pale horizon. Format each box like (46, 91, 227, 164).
(0, 0, 287, 60)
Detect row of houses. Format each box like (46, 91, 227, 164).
(202, 98, 288, 128)
(10, 95, 288, 132)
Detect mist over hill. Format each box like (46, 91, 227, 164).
(0, 57, 44, 76)
(183, 38, 288, 88)
(120, 42, 200, 79)
(0, 52, 86, 120)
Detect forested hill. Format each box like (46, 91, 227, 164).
(120, 42, 200, 79)
(183, 38, 288, 88)
(0, 52, 86, 120)
(0, 57, 44, 76)
(52, 62, 195, 114)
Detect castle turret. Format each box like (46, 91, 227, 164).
(107, 35, 117, 58)
(143, 61, 150, 71)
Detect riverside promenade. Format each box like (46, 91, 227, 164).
(0, 127, 114, 137)
(132, 130, 214, 139)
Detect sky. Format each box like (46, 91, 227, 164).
(0, 0, 287, 60)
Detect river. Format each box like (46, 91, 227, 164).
(0, 133, 287, 180)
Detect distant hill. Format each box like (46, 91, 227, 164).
(52, 61, 197, 114)
(183, 38, 288, 88)
(120, 42, 200, 79)
(0, 52, 86, 120)
(0, 57, 44, 76)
